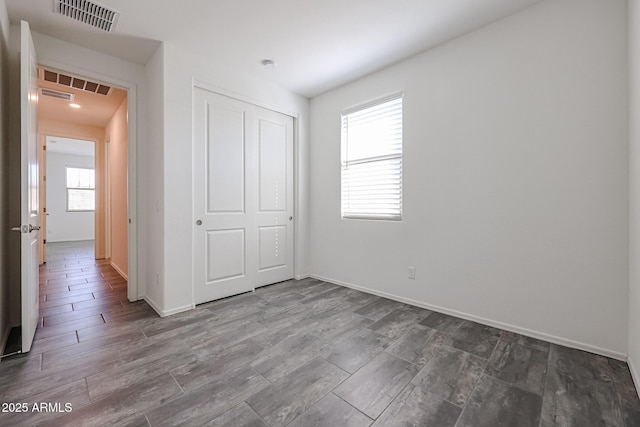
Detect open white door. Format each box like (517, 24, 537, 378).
(18, 20, 40, 352)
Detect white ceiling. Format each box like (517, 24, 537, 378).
(6, 0, 542, 98)
(46, 136, 95, 157)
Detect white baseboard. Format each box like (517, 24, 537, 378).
(144, 295, 194, 318)
(629, 355, 640, 400)
(310, 274, 627, 361)
(110, 262, 128, 281)
(294, 274, 310, 280)
(161, 303, 195, 317)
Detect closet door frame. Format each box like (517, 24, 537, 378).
(192, 81, 300, 305)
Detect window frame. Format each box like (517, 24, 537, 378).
(341, 93, 404, 221)
(65, 166, 96, 212)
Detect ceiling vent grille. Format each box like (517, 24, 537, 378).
(40, 88, 75, 101)
(54, 0, 121, 32)
(41, 68, 113, 96)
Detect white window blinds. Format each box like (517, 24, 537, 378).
(341, 95, 403, 220)
(66, 167, 95, 211)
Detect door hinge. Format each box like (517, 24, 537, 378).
(43, 145, 46, 151)
(44, 239, 46, 245)
(43, 207, 46, 213)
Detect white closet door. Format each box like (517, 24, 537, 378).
(193, 88, 293, 304)
(255, 106, 294, 287)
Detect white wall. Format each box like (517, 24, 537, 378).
(629, 0, 640, 389)
(159, 43, 310, 315)
(142, 43, 164, 311)
(309, 0, 629, 357)
(46, 151, 95, 242)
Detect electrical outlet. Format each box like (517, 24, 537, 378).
(408, 267, 416, 279)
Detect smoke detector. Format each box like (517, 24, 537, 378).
(54, 0, 121, 32)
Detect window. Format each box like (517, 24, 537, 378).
(341, 94, 403, 220)
(66, 167, 95, 212)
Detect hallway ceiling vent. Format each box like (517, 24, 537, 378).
(54, 0, 121, 33)
(40, 88, 75, 102)
(41, 68, 113, 96)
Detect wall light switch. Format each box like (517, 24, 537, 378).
(408, 267, 416, 279)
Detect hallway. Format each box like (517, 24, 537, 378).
(38, 240, 144, 337)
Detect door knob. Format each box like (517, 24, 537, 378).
(289, 216, 293, 221)
(10, 225, 38, 233)
(196, 220, 202, 226)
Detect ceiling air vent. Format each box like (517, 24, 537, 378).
(40, 68, 113, 96)
(41, 88, 75, 101)
(54, 0, 121, 33)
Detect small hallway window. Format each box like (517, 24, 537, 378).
(341, 94, 403, 220)
(66, 166, 95, 211)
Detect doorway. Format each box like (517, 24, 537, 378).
(37, 67, 130, 283)
(44, 136, 95, 252)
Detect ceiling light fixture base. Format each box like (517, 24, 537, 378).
(261, 59, 277, 70)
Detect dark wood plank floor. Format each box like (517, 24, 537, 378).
(37, 241, 139, 336)
(0, 240, 639, 426)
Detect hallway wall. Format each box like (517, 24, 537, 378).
(105, 98, 128, 278)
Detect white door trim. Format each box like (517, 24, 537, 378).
(38, 59, 139, 302)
